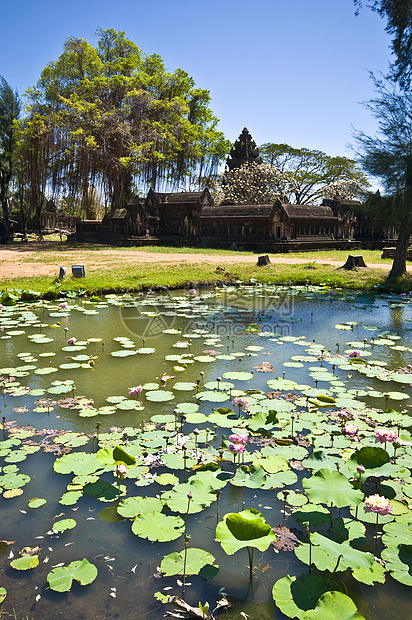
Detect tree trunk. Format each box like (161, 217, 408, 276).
(387, 226, 411, 280)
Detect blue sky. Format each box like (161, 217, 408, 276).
(1, 0, 391, 159)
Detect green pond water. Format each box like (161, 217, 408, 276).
(0, 285, 411, 619)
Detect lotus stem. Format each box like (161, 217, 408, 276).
(247, 546, 254, 579)
(330, 503, 333, 526)
(182, 535, 189, 594)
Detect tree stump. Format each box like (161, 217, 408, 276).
(257, 255, 271, 266)
(341, 255, 367, 270)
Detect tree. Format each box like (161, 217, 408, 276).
(354, 73, 412, 279)
(0, 77, 20, 242)
(353, 1, 412, 86)
(214, 145, 369, 206)
(20, 29, 230, 217)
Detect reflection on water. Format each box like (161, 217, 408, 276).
(0, 286, 411, 619)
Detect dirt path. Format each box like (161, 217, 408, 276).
(0, 242, 396, 280)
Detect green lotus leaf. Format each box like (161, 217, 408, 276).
(302, 450, 342, 471)
(173, 382, 196, 391)
(0, 472, 30, 490)
(247, 409, 278, 431)
(155, 473, 180, 486)
(216, 508, 276, 554)
(197, 390, 230, 403)
(117, 496, 163, 518)
(222, 372, 254, 381)
(292, 504, 331, 527)
(53, 518, 77, 532)
(345, 446, 395, 478)
(53, 452, 103, 476)
(110, 350, 138, 357)
(145, 390, 175, 402)
(136, 347, 156, 354)
(231, 465, 267, 488)
(302, 591, 366, 619)
(161, 452, 197, 470)
(381, 544, 412, 586)
(272, 573, 338, 619)
(161, 481, 216, 513)
(161, 547, 219, 578)
(267, 377, 298, 390)
(59, 491, 82, 506)
(10, 555, 39, 570)
(263, 470, 298, 489)
(0, 587, 6, 603)
(352, 561, 386, 585)
(131, 512, 185, 542)
(382, 515, 412, 547)
(296, 532, 374, 572)
(277, 490, 308, 507)
(28, 498, 47, 509)
(252, 455, 289, 474)
(303, 469, 363, 508)
(188, 470, 229, 490)
(47, 558, 98, 592)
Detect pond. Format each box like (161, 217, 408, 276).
(0, 284, 411, 620)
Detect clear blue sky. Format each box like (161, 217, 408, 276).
(1, 0, 391, 159)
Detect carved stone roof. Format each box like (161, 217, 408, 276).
(103, 208, 128, 220)
(151, 188, 212, 205)
(226, 127, 263, 171)
(200, 204, 274, 219)
(280, 203, 337, 220)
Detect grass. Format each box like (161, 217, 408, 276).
(1, 241, 410, 295)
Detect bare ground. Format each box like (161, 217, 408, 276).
(0, 241, 396, 280)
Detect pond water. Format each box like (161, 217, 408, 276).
(0, 285, 411, 620)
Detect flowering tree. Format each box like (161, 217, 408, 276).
(211, 147, 370, 206)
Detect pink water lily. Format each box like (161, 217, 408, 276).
(129, 385, 143, 395)
(364, 494, 393, 516)
(349, 350, 361, 358)
(67, 337, 77, 345)
(344, 422, 359, 437)
(375, 428, 398, 444)
(59, 302, 69, 310)
(232, 396, 249, 411)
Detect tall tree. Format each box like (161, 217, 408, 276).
(0, 77, 20, 242)
(20, 29, 230, 215)
(353, 1, 412, 86)
(354, 74, 412, 279)
(258, 144, 369, 204)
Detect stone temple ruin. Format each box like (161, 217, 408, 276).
(71, 129, 396, 251)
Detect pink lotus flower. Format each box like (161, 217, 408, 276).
(129, 385, 143, 395)
(59, 302, 69, 310)
(116, 463, 127, 476)
(232, 396, 249, 411)
(229, 443, 245, 454)
(229, 433, 248, 445)
(67, 337, 77, 345)
(364, 494, 393, 516)
(344, 423, 359, 437)
(375, 428, 398, 444)
(188, 288, 197, 296)
(349, 350, 361, 358)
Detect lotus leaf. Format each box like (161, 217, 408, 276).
(161, 547, 218, 577)
(296, 532, 374, 573)
(161, 480, 216, 513)
(303, 469, 363, 508)
(28, 498, 47, 509)
(231, 465, 267, 488)
(145, 390, 175, 402)
(352, 561, 386, 585)
(47, 558, 98, 592)
(117, 496, 163, 518)
(263, 470, 298, 489)
(216, 508, 276, 554)
(0, 587, 6, 603)
(53, 452, 103, 476)
(53, 518, 77, 532)
(272, 573, 338, 619)
(302, 591, 366, 620)
(10, 555, 39, 571)
(131, 512, 184, 542)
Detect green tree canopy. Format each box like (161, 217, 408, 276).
(214, 145, 369, 206)
(354, 73, 412, 279)
(19, 29, 230, 215)
(354, 1, 412, 86)
(0, 76, 20, 242)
